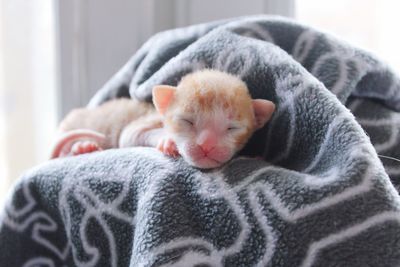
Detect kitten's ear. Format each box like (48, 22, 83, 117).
(152, 85, 176, 114)
(252, 99, 275, 129)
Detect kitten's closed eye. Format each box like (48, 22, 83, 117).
(227, 126, 239, 131)
(227, 123, 242, 132)
(180, 118, 194, 126)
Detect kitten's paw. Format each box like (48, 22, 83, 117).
(71, 141, 102, 156)
(157, 137, 179, 158)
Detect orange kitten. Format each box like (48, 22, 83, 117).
(51, 70, 275, 169)
(152, 70, 275, 168)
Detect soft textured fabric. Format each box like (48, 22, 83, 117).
(1, 16, 400, 267)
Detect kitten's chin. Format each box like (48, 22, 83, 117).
(184, 153, 232, 169)
(190, 157, 225, 169)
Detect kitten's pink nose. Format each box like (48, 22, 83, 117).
(197, 129, 217, 154)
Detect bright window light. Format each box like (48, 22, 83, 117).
(296, 0, 400, 73)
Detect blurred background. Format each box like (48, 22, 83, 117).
(0, 0, 399, 204)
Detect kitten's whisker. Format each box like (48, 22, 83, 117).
(378, 155, 400, 163)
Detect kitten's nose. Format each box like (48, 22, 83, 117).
(197, 129, 217, 154)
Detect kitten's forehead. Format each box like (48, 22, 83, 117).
(175, 70, 253, 118)
(179, 88, 250, 119)
(178, 70, 248, 94)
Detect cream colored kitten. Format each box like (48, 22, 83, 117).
(52, 70, 275, 169)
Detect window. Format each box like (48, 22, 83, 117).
(0, 0, 58, 205)
(296, 0, 400, 72)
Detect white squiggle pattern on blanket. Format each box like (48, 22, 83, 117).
(358, 113, 400, 153)
(59, 155, 141, 267)
(300, 211, 400, 267)
(2, 181, 70, 262)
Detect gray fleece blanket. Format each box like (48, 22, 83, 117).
(1, 16, 400, 267)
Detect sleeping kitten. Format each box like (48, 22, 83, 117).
(52, 70, 275, 169)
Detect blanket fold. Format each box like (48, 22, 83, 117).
(1, 15, 400, 267)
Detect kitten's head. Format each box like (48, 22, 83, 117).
(153, 70, 275, 169)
